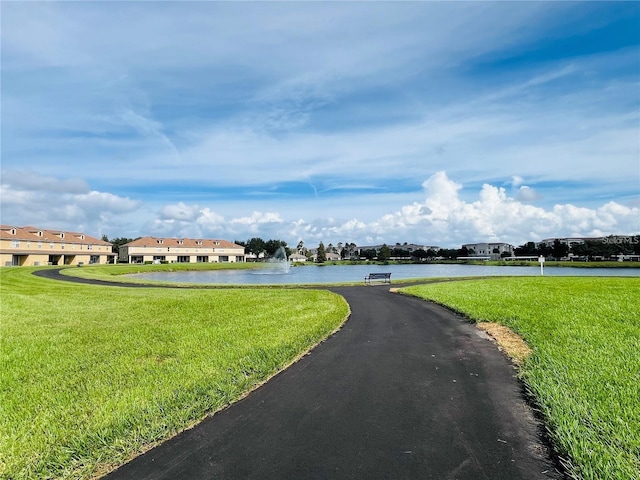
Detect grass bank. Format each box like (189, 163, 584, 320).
(62, 262, 260, 284)
(401, 277, 640, 480)
(0, 267, 349, 479)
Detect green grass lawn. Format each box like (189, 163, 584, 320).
(0, 267, 349, 479)
(401, 277, 640, 480)
(61, 262, 261, 284)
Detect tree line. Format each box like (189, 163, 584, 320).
(101, 235, 639, 262)
(514, 238, 640, 260)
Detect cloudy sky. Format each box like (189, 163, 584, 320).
(2, 2, 639, 248)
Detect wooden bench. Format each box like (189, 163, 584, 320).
(364, 272, 391, 285)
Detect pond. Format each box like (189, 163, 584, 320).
(127, 263, 640, 285)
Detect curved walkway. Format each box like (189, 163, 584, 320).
(35, 269, 563, 479)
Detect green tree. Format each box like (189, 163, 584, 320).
(341, 242, 356, 259)
(378, 244, 391, 261)
(515, 242, 538, 256)
(362, 249, 376, 260)
(246, 237, 266, 260)
(412, 249, 428, 261)
(316, 242, 327, 263)
(552, 239, 569, 259)
(265, 239, 287, 257)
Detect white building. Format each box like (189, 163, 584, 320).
(119, 237, 245, 264)
(462, 242, 514, 260)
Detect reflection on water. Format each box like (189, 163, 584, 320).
(128, 263, 639, 285)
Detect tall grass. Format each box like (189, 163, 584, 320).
(401, 277, 640, 480)
(0, 267, 348, 479)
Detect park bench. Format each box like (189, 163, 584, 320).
(364, 272, 391, 285)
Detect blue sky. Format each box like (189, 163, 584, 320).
(2, 1, 639, 248)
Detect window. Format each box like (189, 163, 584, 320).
(38, 242, 42, 249)
(157, 239, 164, 244)
(87, 245, 93, 250)
(11, 240, 20, 248)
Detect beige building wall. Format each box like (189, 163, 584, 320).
(0, 226, 114, 266)
(120, 237, 245, 264)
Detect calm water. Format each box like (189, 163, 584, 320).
(128, 263, 639, 285)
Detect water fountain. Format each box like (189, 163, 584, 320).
(262, 246, 291, 274)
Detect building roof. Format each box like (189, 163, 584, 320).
(122, 237, 243, 249)
(0, 225, 111, 246)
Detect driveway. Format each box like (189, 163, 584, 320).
(102, 283, 563, 479)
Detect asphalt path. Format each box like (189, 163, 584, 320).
(34, 269, 563, 479)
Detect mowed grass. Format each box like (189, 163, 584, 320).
(0, 267, 349, 479)
(401, 277, 640, 480)
(62, 262, 261, 284)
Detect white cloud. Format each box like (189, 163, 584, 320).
(3, 171, 638, 247)
(2, 170, 90, 194)
(230, 211, 284, 226)
(516, 186, 540, 202)
(75, 191, 140, 214)
(139, 172, 639, 248)
(0, 171, 140, 237)
(511, 176, 524, 188)
(160, 202, 200, 221)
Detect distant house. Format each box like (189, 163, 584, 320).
(535, 237, 593, 249)
(0, 225, 114, 266)
(462, 242, 514, 260)
(289, 253, 307, 262)
(119, 237, 245, 264)
(310, 251, 341, 262)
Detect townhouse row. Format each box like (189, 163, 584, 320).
(119, 237, 245, 264)
(0, 225, 246, 266)
(0, 225, 114, 267)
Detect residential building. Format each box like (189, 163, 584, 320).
(0, 225, 114, 266)
(535, 237, 595, 249)
(289, 253, 307, 262)
(119, 237, 245, 264)
(461, 242, 514, 260)
(310, 251, 341, 262)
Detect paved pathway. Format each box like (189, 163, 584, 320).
(94, 282, 563, 479)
